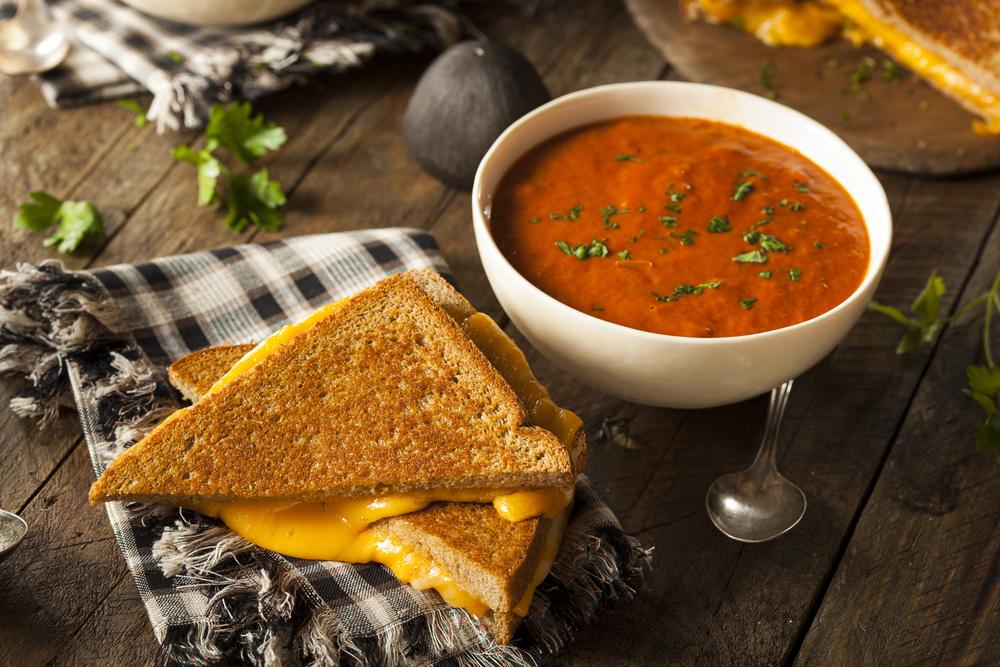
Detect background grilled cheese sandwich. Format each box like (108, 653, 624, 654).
(682, 0, 1000, 133)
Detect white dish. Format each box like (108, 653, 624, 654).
(120, 0, 312, 27)
(472, 81, 892, 408)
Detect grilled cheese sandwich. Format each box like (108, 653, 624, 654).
(93, 270, 586, 642)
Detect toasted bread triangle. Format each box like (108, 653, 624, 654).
(89, 272, 573, 504)
(163, 336, 557, 644)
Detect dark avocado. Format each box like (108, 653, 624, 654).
(403, 40, 550, 190)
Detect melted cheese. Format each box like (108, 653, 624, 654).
(695, 0, 843, 47)
(180, 291, 582, 622)
(827, 0, 1000, 134)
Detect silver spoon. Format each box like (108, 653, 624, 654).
(706, 380, 806, 543)
(0, 509, 28, 563)
(0, 0, 69, 75)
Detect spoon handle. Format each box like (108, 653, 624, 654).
(754, 380, 794, 470)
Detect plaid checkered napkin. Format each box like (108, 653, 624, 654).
(0, 228, 649, 665)
(4, 0, 458, 129)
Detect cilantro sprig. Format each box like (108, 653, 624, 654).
(870, 269, 1000, 460)
(173, 102, 288, 232)
(13, 192, 103, 253)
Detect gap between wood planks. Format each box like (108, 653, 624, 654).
(781, 192, 1000, 666)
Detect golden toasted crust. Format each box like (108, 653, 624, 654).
(167, 345, 255, 401)
(90, 272, 573, 504)
(375, 504, 546, 613)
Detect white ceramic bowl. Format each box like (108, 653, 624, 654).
(472, 81, 892, 408)
(120, 0, 312, 27)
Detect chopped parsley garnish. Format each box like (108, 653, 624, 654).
(759, 234, 790, 253)
(659, 215, 677, 227)
(780, 198, 790, 207)
(789, 201, 806, 212)
(671, 229, 698, 246)
(616, 153, 643, 163)
(761, 205, 775, 215)
(741, 170, 761, 178)
(794, 181, 810, 193)
(759, 271, 772, 279)
(743, 230, 762, 244)
(13, 192, 104, 253)
(708, 215, 731, 233)
(528, 216, 541, 224)
(637, 206, 647, 212)
(550, 204, 584, 221)
(592, 306, 605, 312)
(751, 218, 772, 230)
(740, 297, 758, 310)
(731, 181, 755, 201)
(617, 249, 632, 260)
(789, 268, 803, 281)
(734, 250, 768, 264)
(659, 247, 668, 254)
(555, 239, 609, 260)
(653, 280, 722, 303)
(814, 242, 825, 249)
(600, 204, 630, 229)
(669, 191, 686, 203)
(664, 203, 682, 213)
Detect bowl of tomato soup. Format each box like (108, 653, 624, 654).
(472, 82, 891, 408)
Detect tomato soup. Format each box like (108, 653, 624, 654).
(490, 116, 869, 338)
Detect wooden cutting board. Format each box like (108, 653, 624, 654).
(625, 0, 1000, 175)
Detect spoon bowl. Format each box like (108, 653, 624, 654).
(706, 381, 806, 543)
(0, 509, 28, 563)
(0, 0, 68, 75)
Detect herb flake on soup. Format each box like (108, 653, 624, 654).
(490, 116, 869, 338)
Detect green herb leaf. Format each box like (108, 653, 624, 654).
(600, 204, 629, 229)
(116, 99, 148, 128)
(911, 272, 945, 321)
(205, 102, 287, 164)
(740, 297, 758, 309)
(653, 280, 722, 303)
(555, 240, 573, 255)
(617, 249, 632, 260)
(13, 192, 103, 254)
(790, 201, 806, 212)
(708, 215, 731, 233)
(664, 203, 682, 213)
(615, 153, 643, 163)
(760, 234, 791, 253)
(550, 204, 584, 221)
(794, 181, 810, 193)
(555, 238, 608, 260)
(225, 168, 286, 232)
(659, 215, 677, 227)
(670, 229, 698, 246)
(528, 216, 541, 224)
(173, 144, 224, 206)
(734, 250, 768, 264)
(814, 242, 825, 249)
(669, 191, 686, 203)
(731, 181, 754, 201)
(761, 205, 775, 215)
(789, 268, 803, 281)
(759, 271, 772, 279)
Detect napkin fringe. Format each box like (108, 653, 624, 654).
(151, 518, 541, 666)
(0, 261, 122, 424)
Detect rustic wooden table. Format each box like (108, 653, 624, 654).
(1, 1, 999, 665)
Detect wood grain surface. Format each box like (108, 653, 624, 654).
(1, 1, 999, 665)
(624, 0, 1000, 175)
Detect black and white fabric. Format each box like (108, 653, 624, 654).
(2, 0, 460, 129)
(0, 228, 650, 666)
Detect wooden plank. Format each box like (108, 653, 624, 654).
(0, 444, 133, 665)
(535, 172, 1000, 665)
(794, 201, 1000, 665)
